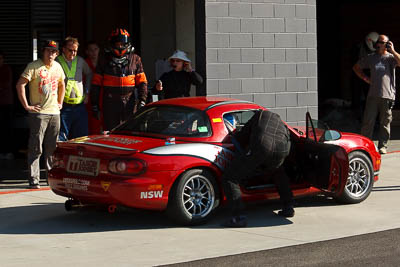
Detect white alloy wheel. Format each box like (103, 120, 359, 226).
(336, 151, 374, 204)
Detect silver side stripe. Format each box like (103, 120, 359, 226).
(144, 143, 234, 170)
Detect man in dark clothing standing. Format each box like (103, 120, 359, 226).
(152, 50, 202, 100)
(91, 28, 148, 131)
(221, 110, 294, 227)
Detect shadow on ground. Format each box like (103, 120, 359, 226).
(372, 185, 400, 192)
(0, 195, 346, 235)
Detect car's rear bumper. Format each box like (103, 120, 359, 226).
(48, 169, 180, 210)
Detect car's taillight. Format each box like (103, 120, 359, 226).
(108, 159, 146, 176)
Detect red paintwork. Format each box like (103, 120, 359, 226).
(328, 132, 381, 174)
(48, 97, 381, 211)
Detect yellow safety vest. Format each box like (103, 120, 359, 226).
(58, 56, 84, 104)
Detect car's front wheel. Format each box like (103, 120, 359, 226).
(167, 168, 219, 225)
(335, 151, 374, 204)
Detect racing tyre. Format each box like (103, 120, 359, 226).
(167, 169, 220, 225)
(335, 151, 374, 204)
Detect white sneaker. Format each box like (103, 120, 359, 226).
(379, 147, 387, 154)
(29, 183, 41, 189)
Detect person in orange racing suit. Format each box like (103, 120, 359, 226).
(91, 28, 148, 131)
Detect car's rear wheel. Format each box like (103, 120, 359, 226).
(167, 168, 219, 225)
(336, 151, 374, 204)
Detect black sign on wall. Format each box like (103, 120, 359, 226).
(0, 0, 31, 65)
(0, 0, 65, 65)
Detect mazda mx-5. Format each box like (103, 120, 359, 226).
(49, 97, 381, 225)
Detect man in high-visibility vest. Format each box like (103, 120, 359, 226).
(56, 36, 92, 141)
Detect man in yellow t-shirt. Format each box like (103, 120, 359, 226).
(16, 40, 65, 189)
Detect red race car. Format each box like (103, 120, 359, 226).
(49, 97, 381, 225)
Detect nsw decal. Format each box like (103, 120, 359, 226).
(140, 190, 163, 199)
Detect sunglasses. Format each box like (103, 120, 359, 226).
(67, 48, 78, 53)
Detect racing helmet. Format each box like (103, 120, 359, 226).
(365, 31, 379, 51)
(224, 114, 237, 132)
(108, 28, 133, 57)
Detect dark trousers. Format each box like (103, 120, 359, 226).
(59, 103, 88, 141)
(27, 113, 60, 184)
(221, 148, 293, 216)
(361, 97, 393, 149)
(102, 92, 136, 131)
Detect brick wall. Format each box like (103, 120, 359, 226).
(205, 0, 317, 124)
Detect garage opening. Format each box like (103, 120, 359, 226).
(0, 0, 205, 176)
(66, 0, 204, 96)
(317, 0, 400, 133)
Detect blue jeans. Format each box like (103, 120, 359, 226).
(59, 103, 88, 141)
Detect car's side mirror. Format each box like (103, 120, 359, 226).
(323, 130, 341, 141)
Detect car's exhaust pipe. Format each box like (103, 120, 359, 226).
(65, 199, 82, 211)
(108, 204, 117, 213)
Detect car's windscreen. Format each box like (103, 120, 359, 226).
(113, 106, 212, 137)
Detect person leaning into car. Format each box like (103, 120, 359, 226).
(16, 40, 65, 189)
(221, 110, 294, 228)
(353, 34, 400, 154)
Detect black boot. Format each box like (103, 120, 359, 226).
(221, 215, 248, 227)
(278, 206, 295, 217)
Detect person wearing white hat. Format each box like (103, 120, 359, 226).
(152, 50, 203, 99)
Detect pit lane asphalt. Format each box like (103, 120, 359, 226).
(0, 152, 399, 266)
(162, 228, 400, 267)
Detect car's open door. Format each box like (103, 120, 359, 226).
(301, 112, 349, 195)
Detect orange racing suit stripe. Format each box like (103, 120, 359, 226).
(92, 73, 103, 86)
(103, 74, 136, 87)
(135, 72, 148, 85)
